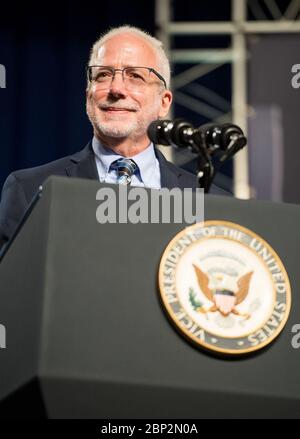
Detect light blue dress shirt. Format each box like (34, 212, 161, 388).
(92, 137, 161, 189)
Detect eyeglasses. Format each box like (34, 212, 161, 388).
(87, 66, 167, 90)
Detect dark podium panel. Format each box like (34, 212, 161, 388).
(0, 176, 299, 419)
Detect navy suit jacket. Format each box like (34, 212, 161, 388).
(0, 142, 228, 248)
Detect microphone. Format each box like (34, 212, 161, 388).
(147, 119, 247, 157)
(147, 119, 195, 148)
(148, 118, 247, 192)
(195, 123, 247, 156)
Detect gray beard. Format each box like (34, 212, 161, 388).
(95, 121, 140, 138)
(88, 112, 148, 139)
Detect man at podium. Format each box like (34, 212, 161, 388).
(0, 25, 226, 249)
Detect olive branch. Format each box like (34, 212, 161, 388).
(189, 287, 204, 311)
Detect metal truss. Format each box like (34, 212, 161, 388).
(155, 0, 300, 198)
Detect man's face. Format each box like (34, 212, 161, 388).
(86, 34, 172, 145)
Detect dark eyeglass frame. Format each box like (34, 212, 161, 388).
(87, 65, 167, 89)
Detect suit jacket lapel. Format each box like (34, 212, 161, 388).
(155, 147, 182, 189)
(65, 142, 99, 180)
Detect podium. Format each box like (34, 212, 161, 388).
(0, 176, 299, 419)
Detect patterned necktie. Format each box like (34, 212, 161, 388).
(110, 158, 138, 185)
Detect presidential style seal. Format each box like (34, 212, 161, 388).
(159, 221, 291, 355)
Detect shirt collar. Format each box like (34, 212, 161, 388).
(92, 136, 158, 185)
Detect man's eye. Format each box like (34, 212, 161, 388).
(95, 71, 112, 80)
(127, 71, 145, 81)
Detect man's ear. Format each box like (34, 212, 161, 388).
(158, 90, 172, 118)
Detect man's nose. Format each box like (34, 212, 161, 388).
(108, 71, 127, 97)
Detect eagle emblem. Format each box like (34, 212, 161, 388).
(159, 221, 291, 354)
(193, 265, 253, 319)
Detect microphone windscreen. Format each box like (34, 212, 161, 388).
(147, 120, 172, 145)
(221, 124, 246, 149)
